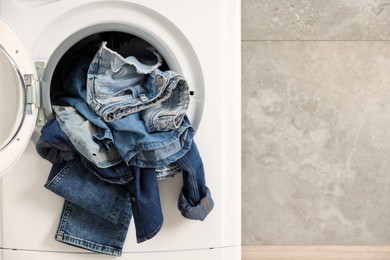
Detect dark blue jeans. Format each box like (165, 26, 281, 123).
(47, 160, 163, 256)
(37, 119, 163, 255)
(37, 119, 213, 256)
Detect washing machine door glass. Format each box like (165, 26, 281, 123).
(0, 18, 38, 177)
(0, 47, 25, 150)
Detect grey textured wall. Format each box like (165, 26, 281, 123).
(242, 0, 390, 245)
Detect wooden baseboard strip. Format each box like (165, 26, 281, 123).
(242, 246, 390, 260)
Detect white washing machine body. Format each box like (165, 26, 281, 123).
(0, 0, 241, 259)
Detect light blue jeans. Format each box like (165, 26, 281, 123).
(46, 160, 163, 256)
(60, 42, 193, 168)
(86, 41, 189, 129)
(55, 100, 194, 169)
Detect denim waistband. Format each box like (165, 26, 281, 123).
(86, 42, 159, 122)
(140, 70, 190, 133)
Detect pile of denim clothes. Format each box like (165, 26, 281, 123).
(36, 38, 214, 256)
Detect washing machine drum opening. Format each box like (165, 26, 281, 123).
(0, 47, 25, 150)
(50, 31, 170, 106)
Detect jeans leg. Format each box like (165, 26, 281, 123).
(45, 160, 130, 223)
(55, 198, 132, 256)
(175, 142, 214, 221)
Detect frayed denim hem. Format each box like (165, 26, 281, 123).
(55, 232, 122, 256)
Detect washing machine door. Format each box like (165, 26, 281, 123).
(0, 18, 38, 177)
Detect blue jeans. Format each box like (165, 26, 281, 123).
(36, 118, 164, 246)
(37, 39, 212, 255)
(62, 96, 194, 168)
(138, 69, 190, 133)
(46, 160, 163, 256)
(86, 42, 189, 128)
(108, 113, 194, 168)
(55, 200, 131, 256)
(39, 106, 181, 182)
(37, 121, 213, 255)
(61, 51, 192, 168)
(59, 45, 193, 168)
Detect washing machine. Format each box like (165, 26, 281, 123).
(0, 0, 241, 259)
